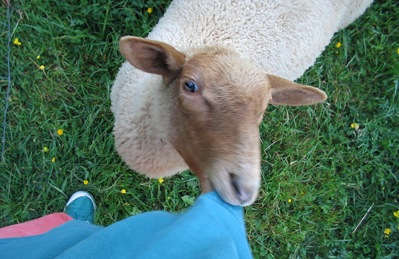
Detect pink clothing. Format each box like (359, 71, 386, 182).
(0, 212, 73, 238)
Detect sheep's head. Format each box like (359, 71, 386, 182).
(119, 36, 327, 206)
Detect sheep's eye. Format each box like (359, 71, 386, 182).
(184, 81, 198, 92)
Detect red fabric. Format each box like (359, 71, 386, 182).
(0, 212, 74, 238)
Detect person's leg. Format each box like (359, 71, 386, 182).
(0, 213, 73, 238)
(0, 191, 96, 238)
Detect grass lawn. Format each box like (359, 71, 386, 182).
(1, 0, 398, 257)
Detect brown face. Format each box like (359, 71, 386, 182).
(119, 36, 327, 206)
(169, 46, 271, 205)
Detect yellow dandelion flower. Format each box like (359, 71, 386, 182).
(40, 65, 45, 70)
(385, 234, 388, 237)
(336, 42, 341, 48)
(397, 48, 399, 54)
(43, 147, 49, 152)
(57, 129, 64, 135)
(167, 196, 171, 200)
(147, 8, 152, 13)
(288, 199, 292, 203)
(14, 38, 21, 45)
(121, 189, 126, 194)
(384, 228, 391, 235)
(84, 180, 88, 185)
(158, 177, 164, 184)
(394, 210, 399, 218)
(37, 56, 40, 59)
(51, 157, 56, 162)
(351, 123, 359, 130)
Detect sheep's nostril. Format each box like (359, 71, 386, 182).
(230, 173, 253, 204)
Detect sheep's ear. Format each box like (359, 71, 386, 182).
(268, 75, 327, 106)
(119, 36, 185, 83)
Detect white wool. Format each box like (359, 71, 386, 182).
(147, 0, 373, 81)
(111, 62, 188, 177)
(111, 0, 373, 178)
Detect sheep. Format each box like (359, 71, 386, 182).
(111, 0, 373, 206)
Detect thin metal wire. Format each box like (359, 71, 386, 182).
(1, 2, 12, 162)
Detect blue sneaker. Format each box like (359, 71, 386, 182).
(64, 191, 96, 224)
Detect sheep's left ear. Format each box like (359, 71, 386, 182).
(119, 36, 186, 84)
(267, 75, 327, 106)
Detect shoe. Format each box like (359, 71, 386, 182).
(64, 191, 96, 224)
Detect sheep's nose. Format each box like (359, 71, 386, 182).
(230, 174, 254, 204)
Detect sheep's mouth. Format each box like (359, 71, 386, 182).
(210, 171, 257, 206)
(229, 172, 254, 205)
(230, 173, 241, 199)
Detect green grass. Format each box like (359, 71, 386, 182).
(1, 0, 398, 258)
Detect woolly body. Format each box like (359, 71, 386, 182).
(111, 0, 373, 194)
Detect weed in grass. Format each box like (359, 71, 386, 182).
(0, 0, 398, 258)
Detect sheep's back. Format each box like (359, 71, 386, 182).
(147, 0, 373, 81)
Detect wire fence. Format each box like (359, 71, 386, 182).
(1, 1, 12, 163)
